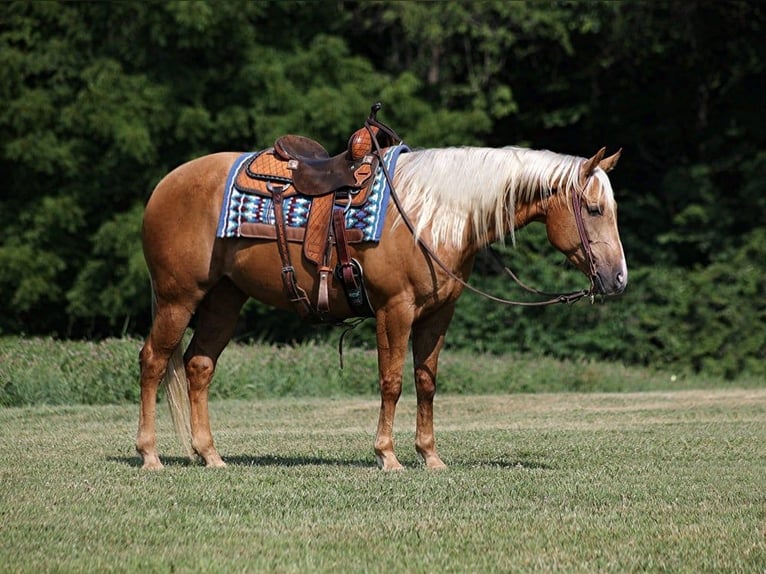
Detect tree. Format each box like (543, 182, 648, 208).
(0, 1, 764, 377)
(0, 1, 490, 336)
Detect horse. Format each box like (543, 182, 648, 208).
(136, 142, 626, 470)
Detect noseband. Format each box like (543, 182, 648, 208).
(367, 110, 598, 307)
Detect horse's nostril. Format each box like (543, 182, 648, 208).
(616, 272, 624, 285)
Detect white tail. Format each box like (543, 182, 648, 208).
(163, 344, 194, 459)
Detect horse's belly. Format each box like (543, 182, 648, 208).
(226, 240, 360, 317)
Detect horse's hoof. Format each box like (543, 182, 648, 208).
(417, 448, 447, 470)
(425, 459, 447, 470)
(140, 457, 164, 470)
(197, 450, 226, 468)
(376, 453, 404, 471)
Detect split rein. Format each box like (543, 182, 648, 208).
(365, 119, 598, 308)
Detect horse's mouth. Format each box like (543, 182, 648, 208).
(592, 268, 627, 296)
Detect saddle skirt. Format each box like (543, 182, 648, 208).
(216, 144, 410, 245)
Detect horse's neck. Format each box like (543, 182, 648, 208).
(397, 146, 568, 252)
(512, 199, 547, 231)
(481, 176, 551, 249)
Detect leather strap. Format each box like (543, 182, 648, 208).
(268, 182, 313, 319)
(570, 187, 598, 292)
(333, 208, 359, 292)
(332, 207, 371, 316)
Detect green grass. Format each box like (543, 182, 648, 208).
(1, 337, 761, 407)
(1, 391, 765, 572)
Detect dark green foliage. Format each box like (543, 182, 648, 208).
(66, 204, 151, 336)
(445, 227, 766, 380)
(1, 1, 764, 378)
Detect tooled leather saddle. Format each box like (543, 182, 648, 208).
(233, 103, 400, 322)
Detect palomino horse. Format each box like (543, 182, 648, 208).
(137, 143, 626, 470)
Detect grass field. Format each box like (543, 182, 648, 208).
(2, 337, 762, 408)
(1, 390, 764, 572)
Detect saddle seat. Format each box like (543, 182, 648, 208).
(274, 134, 329, 161)
(274, 131, 376, 197)
(230, 103, 401, 321)
(235, 123, 389, 213)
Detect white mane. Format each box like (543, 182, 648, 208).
(391, 146, 615, 249)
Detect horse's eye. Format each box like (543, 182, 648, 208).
(586, 204, 603, 216)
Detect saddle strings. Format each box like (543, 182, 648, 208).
(365, 117, 595, 307)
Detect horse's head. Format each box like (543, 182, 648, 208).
(545, 148, 627, 296)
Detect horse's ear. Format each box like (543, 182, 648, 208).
(580, 147, 606, 180)
(599, 148, 622, 173)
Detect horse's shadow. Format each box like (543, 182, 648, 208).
(109, 453, 552, 470)
(221, 454, 372, 468)
(109, 454, 367, 468)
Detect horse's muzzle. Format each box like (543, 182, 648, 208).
(593, 265, 628, 296)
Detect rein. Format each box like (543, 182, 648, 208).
(365, 109, 596, 307)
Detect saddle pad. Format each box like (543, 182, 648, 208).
(216, 144, 410, 242)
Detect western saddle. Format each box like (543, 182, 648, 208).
(234, 103, 400, 321)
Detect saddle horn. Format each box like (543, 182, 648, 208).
(365, 102, 401, 149)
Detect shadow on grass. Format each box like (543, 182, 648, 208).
(110, 453, 552, 470)
(108, 454, 371, 468)
(224, 454, 372, 468)
(455, 457, 554, 470)
(108, 455, 196, 468)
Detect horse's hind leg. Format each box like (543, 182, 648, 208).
(411, 303, 456, 469)
(137, 302, 194, 470)
(184, 278, 248, 467)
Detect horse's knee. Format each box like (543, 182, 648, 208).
(379, 376, 402, 402)
(139, 344, 166, 384)
(139, 343, 155, 368)
(185, 355, 215, 391)
(415, 368, 436, 400)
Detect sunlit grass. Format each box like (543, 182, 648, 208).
(1, 391, 764, 572)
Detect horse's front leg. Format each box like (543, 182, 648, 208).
(411, 303, 456, 469)
(373, 304, 413, 470)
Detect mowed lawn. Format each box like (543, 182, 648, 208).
(1, 390, 764, 573)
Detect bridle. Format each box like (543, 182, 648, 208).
(365, 106, 599, 307)
(569, 183, 602, 298)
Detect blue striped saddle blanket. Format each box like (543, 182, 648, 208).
(216, 144, 410, 242)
